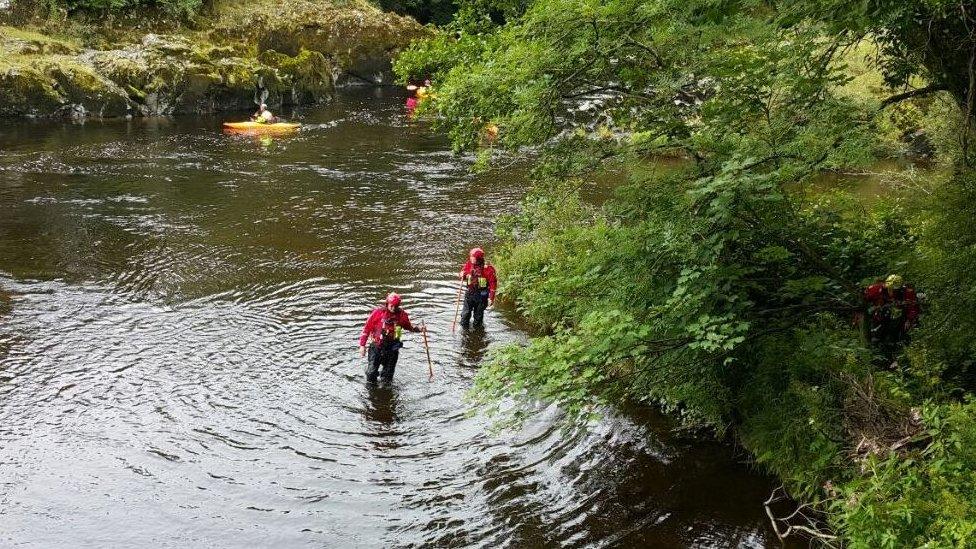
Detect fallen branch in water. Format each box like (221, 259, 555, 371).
(764, 485, 840, 548)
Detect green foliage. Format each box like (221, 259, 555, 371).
(394, 26, 498, 89)
(785, 1, 976, 112)
(393, 0, 528, 86)
(375, 0, 525, 25)
(736, 319, 869, 496)
(909, 169, 976, 389)
(43, 0, 204, 17)
(834, 401, 976, 548)
(474, 309, 642, 417)
(481, 162, 910, 427)
(401, 0, 976, 544)
(374, 0, 457, 25)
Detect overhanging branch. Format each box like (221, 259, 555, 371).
(878, 84, 949, 110)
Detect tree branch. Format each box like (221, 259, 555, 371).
(878, 84, 949, 110)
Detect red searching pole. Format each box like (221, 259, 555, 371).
(421, 320, 434, 381)
(450, 281, 464, 334)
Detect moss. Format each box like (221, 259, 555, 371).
(259, 48, 334, 102)
(90, 48, 152, 91)
(209, 0, 430, 82)
(125, 83, 146, 100)
(0, 0, 426, 117)
(84, 30, 335, 113)
(44, 57, 130, 116)
(0, 47, 130, 117)
(0, 63, 63, 116)
(0, 24, 80, 55)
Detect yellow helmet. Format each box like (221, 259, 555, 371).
(885, 274, 904, 289)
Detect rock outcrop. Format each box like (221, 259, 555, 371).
(0, 0, 428, 118)
(211, 0, 427, 85)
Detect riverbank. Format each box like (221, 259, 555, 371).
(0, 0, 428, 118)
(396, 1, 976, 545)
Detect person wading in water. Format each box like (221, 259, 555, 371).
(458, 248, 498, 330)
(358, 293, 424, 383)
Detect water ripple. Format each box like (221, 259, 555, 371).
(0, 89, 783, 548)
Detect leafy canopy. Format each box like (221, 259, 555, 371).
(398, 0, 976, 545)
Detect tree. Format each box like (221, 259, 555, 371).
(398, 0, 976, 544)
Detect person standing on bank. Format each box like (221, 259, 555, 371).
(358, 293, 424, 383)
(459, 247, 498, 330)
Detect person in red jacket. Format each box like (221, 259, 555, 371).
(459, 247, 498, 329)
(358, 293, 423, 383)
(864, 274, 920, 353)
(405, 85, 419, 115)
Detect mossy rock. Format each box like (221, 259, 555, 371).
(210, 0, 429, 84)
(0, 25, 79, 55)
(258, 48, 334, 103)
(0, 0, 426, 117)
(42, 57, 131, 116)
(87, 35, 260, 114)
(0, 52, 130, 117)
(0, 65, 63, 116)
(89, 49, 153, 92)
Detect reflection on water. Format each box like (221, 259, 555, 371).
(364, 386, 401, 425)
(0, 88, 788, 547)
(458, 327, 491, 368)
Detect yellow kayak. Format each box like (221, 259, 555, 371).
(222, 121, 301, 135)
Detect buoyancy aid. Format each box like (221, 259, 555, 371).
(465, 264, 489, 292)
(379, 309, 404, 345)
(865, 283, 920, 335)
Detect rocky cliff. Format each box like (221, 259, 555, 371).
(0, 0, 427, 118)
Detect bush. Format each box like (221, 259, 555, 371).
(373, 0, 456, 25)
(30, 0, 204, 17)
(736, 319, 868, 497)
(909, 170, 976, 390)
(834, 401, 976, 548)
(400, 0, 976, 544)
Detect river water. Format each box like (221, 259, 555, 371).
(0, 89, 786, 548)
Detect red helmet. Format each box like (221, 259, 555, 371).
(386, 292, 402, 307)
(469, 247, 485, 260)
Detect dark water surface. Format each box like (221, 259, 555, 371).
(0, 89, 784, 548)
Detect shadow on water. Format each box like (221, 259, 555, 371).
(0, 88, 799, 548)
(0, 282, 11, 317)
(0, 282, 11, 394)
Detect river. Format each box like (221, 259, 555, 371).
(0, 89, 788, 548)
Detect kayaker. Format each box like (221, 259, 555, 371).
(252, 103, 277, 124)
(358, 293, 424, 383)
(458, 248, 498, 329)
